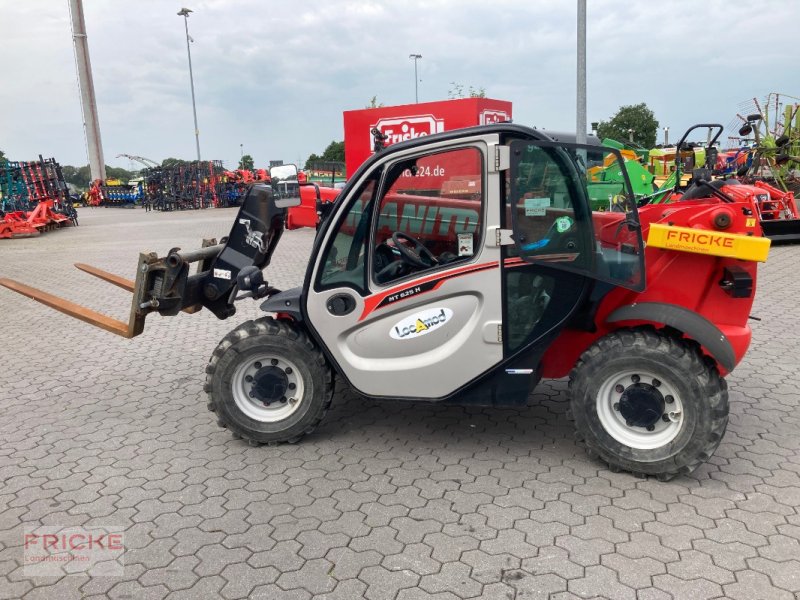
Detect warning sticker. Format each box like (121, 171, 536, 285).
(524, 197, 550, 217)
(457, 233, 474, 257)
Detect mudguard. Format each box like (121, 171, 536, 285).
(605, 302, 736, 372)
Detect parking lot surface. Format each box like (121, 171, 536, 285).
(1, 207, 799, 599)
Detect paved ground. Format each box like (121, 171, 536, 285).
(1, 207, 799, 600)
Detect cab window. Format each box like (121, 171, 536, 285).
(372, 147, 484, 285)
(317, 176, 378, 294)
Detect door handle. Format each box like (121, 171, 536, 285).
(327, 293, 356, 316)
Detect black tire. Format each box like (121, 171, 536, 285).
(205, 317, 333, 445)
(568, 329, 728, 480)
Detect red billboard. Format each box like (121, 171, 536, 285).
(343, 98, 513, 177)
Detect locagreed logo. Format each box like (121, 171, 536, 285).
(390, 307, 453, 340)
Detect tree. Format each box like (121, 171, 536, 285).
(0, 149, 6, 162)
(105, 165, 135, 181)
(448, 82, 486, 99)
(61, 164, 134, 188)
(161, 157, 192, 168)
(366, 96, 385, 108)
(304, 153, 321, 170)
(596, 103, 659, 148)
(304, 140, 345, 170)
(238, 154, 255, 170)
(321, 141, 345, 163)
(61, 165, 92, 188)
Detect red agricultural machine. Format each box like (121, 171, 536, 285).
(646, 123, 800, 244)
(0, 157, 77, 239)
(0, 122, 771, 480)
(718, 94, 800, 242)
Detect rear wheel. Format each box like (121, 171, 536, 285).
(205, 317, 332, 445)
(568, 329, 728, 480)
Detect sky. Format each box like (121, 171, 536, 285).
(2, 0, 799, 172)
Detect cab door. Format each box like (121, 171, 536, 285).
(497, 139, 645, 357)
(305, 133, 506, 399)
(506, 139, 645, 291)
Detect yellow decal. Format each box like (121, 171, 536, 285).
(647, 224, 770, 262)
(414, 319, 429, 333)
(746, 218, 756, 228)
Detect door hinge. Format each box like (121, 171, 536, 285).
(492, 145, 510, 172)
(487, 226, 514, 247)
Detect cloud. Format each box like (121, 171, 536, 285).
(2, 0, 799, 170)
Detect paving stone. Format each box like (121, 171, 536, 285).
(652, 574, 723, 600)
(327, 547, 383, 580)
(724, 568, 793, 600)
(2, 213, 800, 600)
(503, 571, 567, 600)
(383, 542, 441, 576)
(276, 557, 336, 595)
(419, 561, 482, 597)
(666, 549, 735, 585)
(361, 564, 421, 600)
(424, 531, 480, 562)
(746, 556, 800, 593)
(480, 528, 539, 559)
(462, 549, 520, 584)
(139, 555, 201, 591)
(600, 553, 665, 589)
(567, 565, 636, 600)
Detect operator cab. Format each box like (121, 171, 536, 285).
(308, 124, 645, 402)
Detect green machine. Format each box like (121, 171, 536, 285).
(585, 139, 655, 211)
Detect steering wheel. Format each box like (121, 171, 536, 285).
(391, 232, 438, 269)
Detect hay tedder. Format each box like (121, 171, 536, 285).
(0, 124, 772, 479)
(723, 93, 800, 242)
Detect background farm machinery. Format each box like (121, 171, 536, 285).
(582, 96, 800, 243)
(87, 160, 253, 210)
(0, 156, 78, 239)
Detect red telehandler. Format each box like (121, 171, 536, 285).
(0, 124, 770, 479)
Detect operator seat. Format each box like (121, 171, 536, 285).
(679, 176, 740, 201)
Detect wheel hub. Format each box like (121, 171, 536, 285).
(251, 366, 288, 404)
(618, 383, 665, 429)
(596, 370, 685, 450)
(232, 354, 304, 423)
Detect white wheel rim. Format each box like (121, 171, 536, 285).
(232, 354, 305, 423)
(595, 369, 684, 450)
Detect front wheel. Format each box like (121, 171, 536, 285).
(568, 329, 728, 480)
(205, 317, 332, 445)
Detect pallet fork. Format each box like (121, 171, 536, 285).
(0, 183, 296, 337)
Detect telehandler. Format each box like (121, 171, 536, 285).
(0, 124, 771, 479)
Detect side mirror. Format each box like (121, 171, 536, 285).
(268, 164, 300, 207)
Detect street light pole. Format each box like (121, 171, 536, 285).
(409, 54, 422, 103)
(178, 8, 201, 162)
(576, 0, 587, 146)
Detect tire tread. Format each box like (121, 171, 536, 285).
(568, 328, 728, 481)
